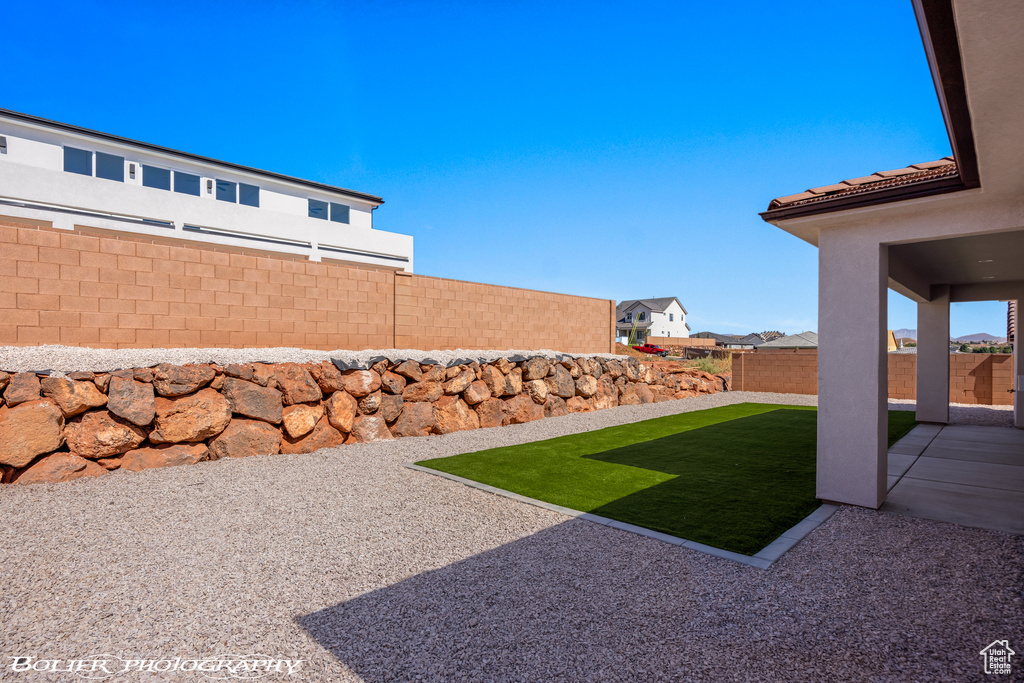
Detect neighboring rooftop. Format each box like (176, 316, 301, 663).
(759, 331, 819, 348)
(616, 297, 688, 316)
(762, 158, 959, 220)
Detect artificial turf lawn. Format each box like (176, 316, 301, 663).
(417, 403, 919, 555)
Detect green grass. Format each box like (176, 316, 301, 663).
(417, 403, 918, 555)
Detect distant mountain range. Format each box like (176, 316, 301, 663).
(892, 328, 916, 340)
(953, 333, 1007, 343)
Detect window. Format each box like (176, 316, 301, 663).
(216, 179, 237, 203)
(308, 199, 328, 220)
(239, 183, 259, 207)
(638, 312, 645, 321)
(174, 171, 201, 196)
(143, 165, 171, 190)
(669, 313, 674, 322)
(64, 147, 92, 176)
(330, 202, 350, 224)
(626, 313, 632, 322)
(95, 152, 124, 182)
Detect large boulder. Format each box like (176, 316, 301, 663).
(307, 361, 345, 393)
(577, 357, 602, 378)
(391, 402, 435, 438)
(521, 357, 552, 381)
(593, 376, 619, 410)
(393, 360, 423, 382)
(16, 453, 106, 485)
(380, 371, 407, 395)
(325, 390, 359, 433)
(282, 403, 325, 439)
(208, 418, 282, 459)
(421, 364, 447, 382)
(64, 410, 147, 459)
(524, 379, 549, 405)
(106, 376, 156, 426)
(433, 396, 480, 434)
(462, 380, 491, 405)
(358, 391, 383, 415)
(574, 375, 598, 398)
(149, 389, 232, 443)
(220, 378, 283, 424)
(506, 368, 523, 396)
(347, 415, 395, 443)
(443, 369, 475, 395)
(634, 384, 655, 404)
(282, 416, 346, 454)
(4, 372, 42, 406)
(505, 394, 544, 424)
(340, 370, 381, 398)
(479, 365, 507, 397)
(272, 363, 323, 405)
(402, 381, 444, 403)
(120, 443, 209, 472)
(566, 396, 595, 413)
(544, 396, 569, 418)
(40, 377, 107, 417)
(544, 365, 575, 399)
(474, 398, 506, 429)
(379, 394, 404, 423)
(618, 385, 641, 406)
(152, 363, 215, 397)
(0, 399, 65, 467)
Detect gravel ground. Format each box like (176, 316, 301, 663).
(0, 345, 630, 374)
(1, 391, 1021, 682)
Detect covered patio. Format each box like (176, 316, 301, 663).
(761, 0, 1024, 512)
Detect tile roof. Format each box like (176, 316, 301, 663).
(616, 297, 687, 316)
(766, 158, 957, 211)
(758, 331, 819, 348)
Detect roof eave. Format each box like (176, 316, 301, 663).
(0, 108, 384, 206)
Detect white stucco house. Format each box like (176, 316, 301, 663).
(760, 0, 1023, 509)
(0, 109, 413, 271)
(615, 297, 690, 343)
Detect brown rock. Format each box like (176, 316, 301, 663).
(380, 371, 407, 395)
(307, 361, 345, 393)
(443, 369, 475, 395)
(152, 363, 215, 397)
(0, 399, 65, 467)
(403, 381, 444, 403)
(506, 367, 523, 396)
(393, 360, 423, 382)
(379, 394, 404, 423)
(604, 359, 624, 379)
(358, 390, 383, 415)
(339, 370, 381, 398)
(221, 377, 283, 424)
(347, 415, 396, 443)
(474, 398, 506, 429)
(480, 365, 507, 397)
(566, 396, 594, 413)
(445, 366, 461, 381)
(624, 362, 640, 381)
(210, 375, 226, 391)
(251, 363, 276, 387)
(106, 377, 156, 426)
(0, 371, 10, 392)
(577, 357, 602, 378)
(618, 385, 641, 405)
(120, 442, 209, 471)
(545, 365, 575, 398)
(544, 396, 569, 418)
(371, 359, 389, 376)
(272, 363, 323, 405)
(65, 410, 147, 459)
(16, 453, 105, 485)
(40, 376, 108, 417)
(524, 379, 549, 405)
(224, 363, 254, 381)
(391, 402, 436, 438)
(634, 383, 655, 404)
(209, 418, 282, 459)
(492, 358, 513, 374)
(4, 372, 42, 406)
(575, 374, 598, 398)
(325, 390, 359, 433)
(67, 371, 95, 381)
(505, 394, 544, 424)
(521, 357, 551, 381)
(422, 364, 446, 382)
(433, 396, 480, 434)
(96, 456, 123, 470)
(280, 417, 348, 454)
(149, 388, 232, 443)
(593, 376, 618, 411)
(462, 380, 491, 405)
(0, 463, 13, 483)
(93, 374, 110, 392)
(133, 367, 155, 383)
(563, 359, 582, 378)
(282, 403, 325, 439)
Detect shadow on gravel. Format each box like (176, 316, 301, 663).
(296, 520, 733, 682)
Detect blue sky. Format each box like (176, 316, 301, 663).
(1, 0, 1008, 338)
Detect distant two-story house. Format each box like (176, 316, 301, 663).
(615, 297, 690, 343)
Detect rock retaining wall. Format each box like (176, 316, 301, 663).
(0, 355, 730, 485)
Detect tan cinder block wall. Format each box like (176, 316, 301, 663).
(393, 272, 614, 353)
(645, 336, 716, 347)
(0, 220, 614, 353)
(733, 348, 1015, 405)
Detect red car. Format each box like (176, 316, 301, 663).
(632, 343, 669, 357)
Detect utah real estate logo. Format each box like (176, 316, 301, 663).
(979, 640, 1015, 675)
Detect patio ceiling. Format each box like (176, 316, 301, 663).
(888, 229, 1024, 300)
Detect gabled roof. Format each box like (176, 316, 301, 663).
(759, 331, 819, 348)
(616, 297, 688, 316)
(763, 159, 958, 219)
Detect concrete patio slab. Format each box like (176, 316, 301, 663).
(881, 478, 1024, 535)
(921, 445, 1024, 466)
(887, 452, 918, 477)
(936, 425, 1024, 445)
(906, 457, 1024, 492)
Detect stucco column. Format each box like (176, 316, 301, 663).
(916, 285, 950, 423)
(817, 230, 888, 508)
(1014, 300, 1022, 429)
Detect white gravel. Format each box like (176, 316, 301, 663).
(0, 345, 630, 373)
(1, 391, 1021, 682)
